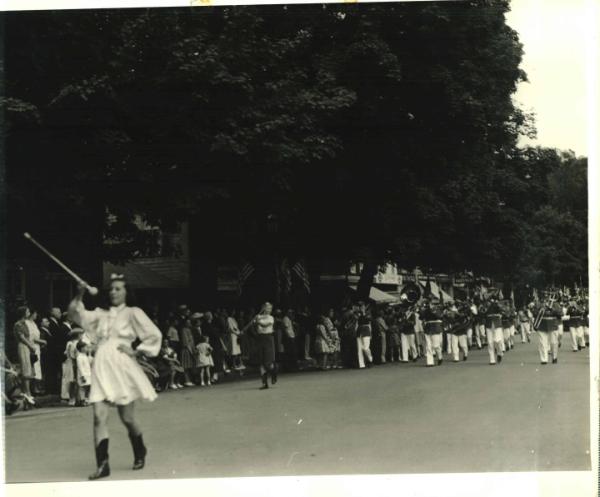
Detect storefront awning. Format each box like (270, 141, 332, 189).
(350, 285, 399, 303)
(418, 280, 453, 302)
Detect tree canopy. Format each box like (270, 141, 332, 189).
(2, 1, 588, 291)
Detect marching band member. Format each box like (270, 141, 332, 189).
(69, 274, 162, 480)
(400, 305, 418, 363)
(449, 304, 469, 362)
(568, 300, 586, 351)
(501, 302, 514, 352)
(535, 299, 561, 364)
(465, 299, 475, 349)
(356, 302, 374, 369)
(518, 306, 531, 343)
(472, 300, 485, 350)
(414, 306, 426, 358)
(420, 299, 444, 367)
(483, 297, 504, 365)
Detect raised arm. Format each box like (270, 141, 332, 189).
(68, 285, 101, 342)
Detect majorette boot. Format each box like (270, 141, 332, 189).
(260, 373, 269, 390)
(89, 438, 110, 480)
(270, 363, 278, 385)
(129, 433, 147, 470)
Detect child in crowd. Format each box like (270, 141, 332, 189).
(196, 335, 214, 386)
(76, 340, 92, 406)
(159, 339, 185, 390)
(62, 327, 83, 406)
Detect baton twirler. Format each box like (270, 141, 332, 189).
(23, 232, 99, 296)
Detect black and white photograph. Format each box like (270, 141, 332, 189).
(0, 0, 596, 494)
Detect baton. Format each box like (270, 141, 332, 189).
(23, 232, 99, 296)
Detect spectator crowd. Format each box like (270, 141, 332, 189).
(4, 290, 590, 415)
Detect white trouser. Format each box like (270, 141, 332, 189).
(357, 336, 373, 368)
(520, 321, 530, 342)
(510, 325, 516, 337)
(416, 331, 426, 353)
(451, 334, 468, 361)
(400, 333, 417, 362)
(584, 324, 589, 343)
(466, 327, 473, 347)
(570, 326, 586, 350)
(479, 324, 487, 344)
(487, 327, 504, 363)
(445, 333, 452, 354)
(538, 331, 558, 362)
(379, 333, 387, 363)
(503, 327, 511, 346)
(557, 323, 564, 344)
(474, 324, 484, 348)
(425, 333, 443, 366)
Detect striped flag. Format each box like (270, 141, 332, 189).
(280, 258, 292, 294)
(237, 262, 255, 296)
(424, 276, 432, 298)
(292, 259, 311, 294)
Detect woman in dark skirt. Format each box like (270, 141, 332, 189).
(178, 320, 198, 386)
(248, 302, 277, 390)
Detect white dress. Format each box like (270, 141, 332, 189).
(71, 301, 162, 405)
(227, 317, 242, 356)
(25, 319, 42, 380)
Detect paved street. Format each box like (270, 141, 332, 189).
(4, 338, 591, 483)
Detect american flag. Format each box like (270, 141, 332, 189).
(292, 259, 311, 294)
(280, 258, 292, 294)
(237, 262, 255, 296)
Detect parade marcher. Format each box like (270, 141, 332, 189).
(518, 306, 531, 343)
(483, 297, 504, 365)
(356, 302, 374, 369)
(501, 301, 514, 352)
(449, 304, 470, 362)
(535, 299, 561, 364)
(414, 306, 426, 358)
(420, 299, 444, 367)
(567, 300, 586, 351)
(248, 302, 278, 389)
(69, 274, 162, 480)
(400, 305, 418, 363)
(472, 300, 485, 350)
